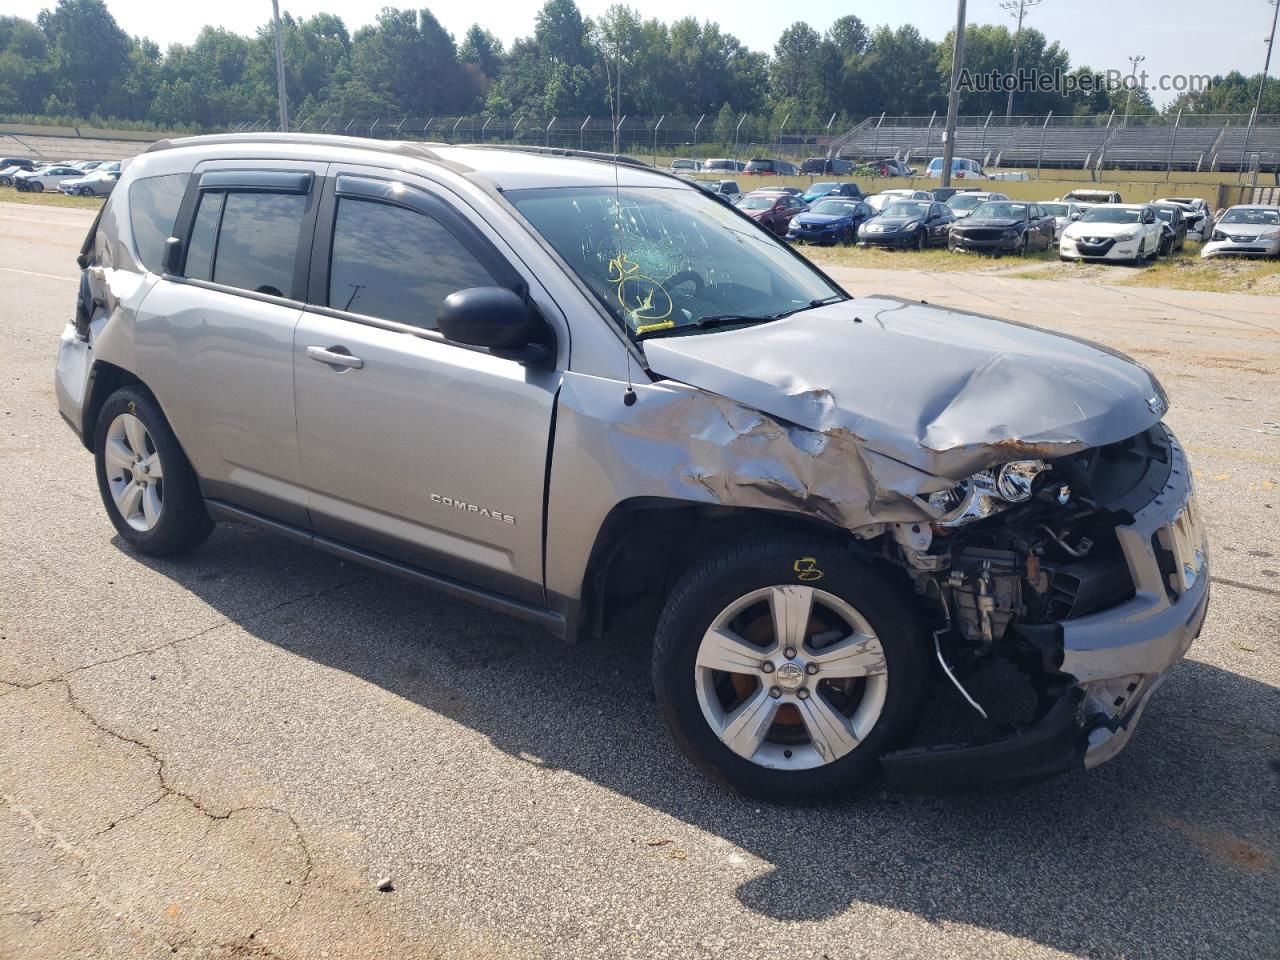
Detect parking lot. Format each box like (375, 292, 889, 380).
(1, 200, 1277, 959)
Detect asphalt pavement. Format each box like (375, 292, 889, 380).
(1, 201, 1276, 959)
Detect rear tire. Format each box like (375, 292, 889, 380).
(652, 536, 928, 802)
(93, 386, 214, 556)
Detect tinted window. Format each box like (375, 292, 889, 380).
(128, 173, 191, 273)
(328, 198, 499, 330)
(183, 191, 222, 281)
(211, 192, 306, 296)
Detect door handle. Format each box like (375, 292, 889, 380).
(306, 345, 364, 369)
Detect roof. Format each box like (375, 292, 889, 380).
(141, 133, 684, 192)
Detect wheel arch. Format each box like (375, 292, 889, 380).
(81, 360, 144, 451)
(569, 497, 863, 645)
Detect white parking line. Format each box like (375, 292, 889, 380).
(0, 266, 77, 283)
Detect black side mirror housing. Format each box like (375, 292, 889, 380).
(161, 236, 183, 275)
(438, 286, 551, 365)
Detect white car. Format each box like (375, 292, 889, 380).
(13, 164, 84, 193)
(1155, 197, 1214, 242)
(865, 189, 933, 212)
(924, 156, 986, 180)
(1200, 205, 1280, 259)
(667, 158, 701, 175)
(1040, 201, 1086, 239)
(945, 191, 1009, 219)
(1059, 203, 1164, 263)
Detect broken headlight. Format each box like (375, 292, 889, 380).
(927, 460, 1050, 527)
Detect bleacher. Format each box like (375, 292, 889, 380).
(1214, 125, 1280, 171)
(833, 114, 1280, 172)
(0, 133, 148, 164)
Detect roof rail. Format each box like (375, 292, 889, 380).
(142, 132, 450, 165)
(463, 143, 648, 168)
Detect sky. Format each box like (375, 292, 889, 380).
(15, 0, 1277, 108)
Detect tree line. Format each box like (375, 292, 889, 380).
(1, 0, 1277, 134)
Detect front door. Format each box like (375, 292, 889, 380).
(292, 171, 560, 604)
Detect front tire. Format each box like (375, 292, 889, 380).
(94, 386, 214, 556)
(652, 537, 928, 802)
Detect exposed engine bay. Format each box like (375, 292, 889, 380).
(887, 424, 1175, 696)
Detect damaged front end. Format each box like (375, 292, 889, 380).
(880, 423, 1209, 791)
(637, 296, 1209, 789)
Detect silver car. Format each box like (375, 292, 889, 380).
(58, 162, 122, 197)
(1200, 205, 1280, 258)
(56, 134, 1209, 800)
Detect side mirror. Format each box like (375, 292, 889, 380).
(161, 236, 183, 275)
(438, 286, 550, 365)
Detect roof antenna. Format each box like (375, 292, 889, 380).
(608, 26, 637, 408)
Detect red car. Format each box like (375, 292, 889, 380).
(738, 191, 807, 236)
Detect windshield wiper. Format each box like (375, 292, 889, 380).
(632, 297, 848, 341)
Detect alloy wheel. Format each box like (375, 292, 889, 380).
(103, 413, 164, 532)
(694, 585, 888, 770)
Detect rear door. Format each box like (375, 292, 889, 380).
(291, 168, 561, 604)
(133, 162, 324, 526)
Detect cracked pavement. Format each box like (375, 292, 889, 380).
(1, 201, 1278, 959)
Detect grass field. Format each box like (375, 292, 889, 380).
(0, 189, 104, 209)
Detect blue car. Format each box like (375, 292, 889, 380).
(786, 198, 876, 246)
(800, 181, 862, 205)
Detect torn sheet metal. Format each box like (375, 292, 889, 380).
(543, 372, 945, 601)
(641, 295, 1166, 480)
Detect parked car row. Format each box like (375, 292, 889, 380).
(0, 157, 119, 196)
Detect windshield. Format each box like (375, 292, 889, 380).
(1153, 208, 1179, 222)
(704, 160, 734, 170)
(1220, 207, 1280, 225)
(808, 200, 858, 216)
(739, 195, 777, 210)
(508, 186, 842, 337)
(806, 182, 837, 196)
(1080, 206, 1141, 224)
(971, 202, 1027, 219)
(947, 194, 987, 211)
(882, 201, 929, 218)
(1042, 203, 1068, 216)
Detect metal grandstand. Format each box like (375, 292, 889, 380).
(830, 113, 1280, 174)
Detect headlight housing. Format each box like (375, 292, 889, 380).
(903, 221, 919, 231)
(926, 460, 1051, 527)
(1258, 229, 1280, 240)
(1115, 231, 1139, 241)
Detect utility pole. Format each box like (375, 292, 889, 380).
(940, 0, 967, 188)
(1241, 0, 1278, 182)
(1123, 54, 1145, 123)
(1251, 0, 1279, 132)
(999, 0, 1041, 119)
(270, 0, 289, 132)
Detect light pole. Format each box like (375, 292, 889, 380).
(270, 0, 289, 132)
(1123, 54, 1145, 123)
(999, 0, 1041, 119)
(1241, 0, 1279, 181)
(940, 0, 968, 188)
(1251, 1, 1279, 130)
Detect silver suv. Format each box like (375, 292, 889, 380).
(56, 134, 1209, 800)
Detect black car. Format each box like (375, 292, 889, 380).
(1151, 204, 1188, 255)
(858, 200, 955, 250)
(799, 156, 855, 175)
(948, 201, 1056, 255)
(743, 158, 799, 177)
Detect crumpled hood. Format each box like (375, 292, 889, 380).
(795, 213, 849, 226)
(642, 296, 1166, 479)
(956, 217, 1021, 229)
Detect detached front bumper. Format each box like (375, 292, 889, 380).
(883, 430, 1209, 791)
(859, 231, 914, 248)
(1201, 237, 1280, 258)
